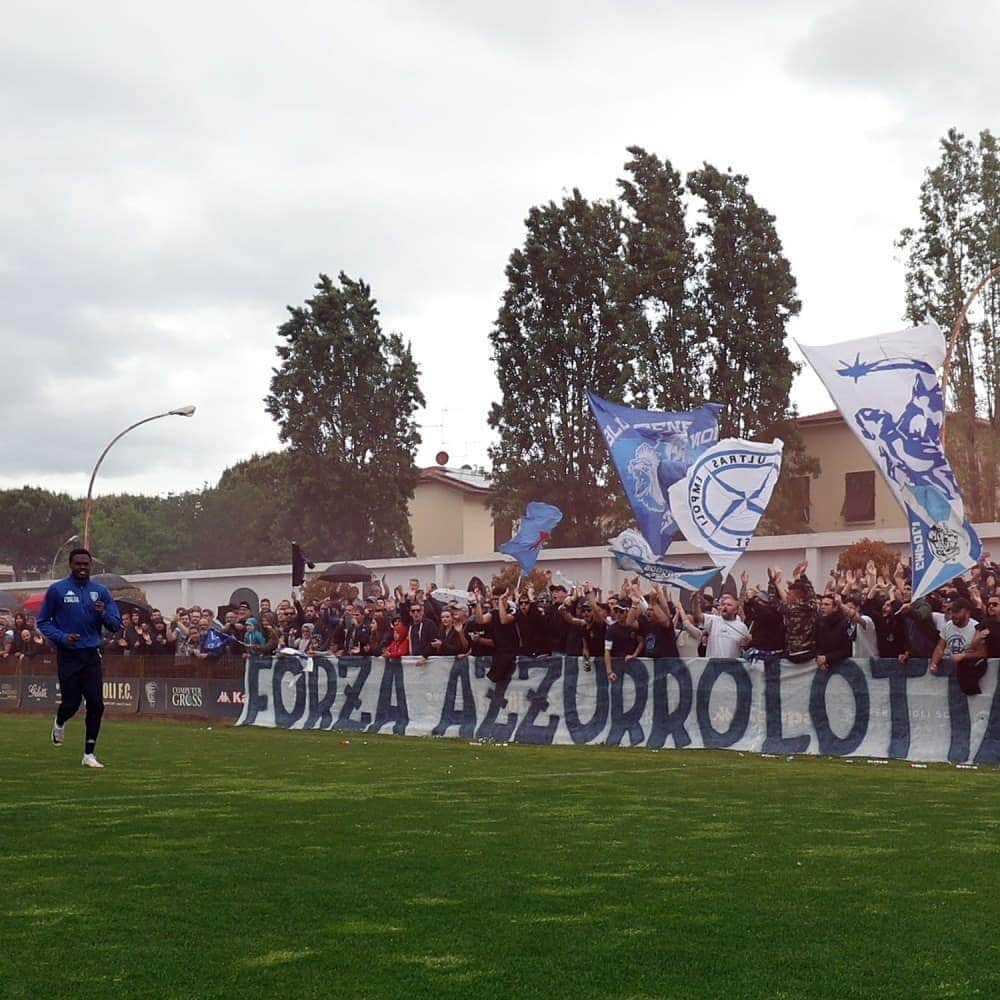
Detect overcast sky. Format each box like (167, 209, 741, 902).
(2, 0, 997, 499)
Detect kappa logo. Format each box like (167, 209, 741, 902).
(686, 447, 782, 552)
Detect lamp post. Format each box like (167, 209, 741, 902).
(50, 533, 80, 580)
(82, 406, 197, 550)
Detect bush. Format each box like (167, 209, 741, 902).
(301, 579, 358, 606)
(492, 563, 550, 596)
(835, 538, 901, 579)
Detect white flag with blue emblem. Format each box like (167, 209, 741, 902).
(606, 528, 720, 590)
(797, 323, 981, 599)
(666, 438, 784, 575)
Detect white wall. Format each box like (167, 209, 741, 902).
(5, 524, 999, 611)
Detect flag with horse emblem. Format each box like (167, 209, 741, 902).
(499, 502, 563, 573)
(587, 391, 722, 556)
(797, 323, 981, 599)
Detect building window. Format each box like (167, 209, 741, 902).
(788, 476, 811, 527)
(842, 471, 875, 523)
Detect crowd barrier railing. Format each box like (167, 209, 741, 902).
(0, 654, 247, 720)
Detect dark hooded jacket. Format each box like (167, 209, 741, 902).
(815, 607, 852, 666)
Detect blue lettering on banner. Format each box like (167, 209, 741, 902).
(273, 661, 307, 728)
(234, 655, 1000, 764)
(433, 659, 477, 738)
(696, 660, 752, 748)
(607, 659, 649, 747)
(562, 657, 609, 744)
(939, 660, 971, 764)
(369, 660, 409, 735)
(647, 659, 693, 749)
(973, 677, 1000, 765)
(809, 660, 870, 756)
(513, 656, 562, 745)
(242, 656, 270, 726)
(337, 656, 373, 730)
(869, 657, 925, 759)
(476, 681, 518, 742)
(304, 658, 338, 729)
(761, 657, 810, 755)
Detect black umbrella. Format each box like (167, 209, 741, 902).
(91, 573, 132, 590)
(317, 561, 373, 583)
(114, 595, 152, 617)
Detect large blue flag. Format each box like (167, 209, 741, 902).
(587, 391, 722, 556)
(499, 502, 564, 573)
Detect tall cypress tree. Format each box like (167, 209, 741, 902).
(898, 128, 1000, 520)
(487, 191, 646, 546)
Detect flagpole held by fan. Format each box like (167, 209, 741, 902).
(940, 265, 1000, 447)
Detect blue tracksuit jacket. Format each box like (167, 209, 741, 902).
(36, 577, 123, 650)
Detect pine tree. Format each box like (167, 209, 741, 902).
(266, 273, 425, 558)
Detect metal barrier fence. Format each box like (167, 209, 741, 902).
(0, 654, 248, 720)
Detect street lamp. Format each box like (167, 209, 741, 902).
(82, 406, 197, 549)
(50, 533, 79, 580)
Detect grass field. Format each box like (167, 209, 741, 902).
(2, 715, 999, 1000)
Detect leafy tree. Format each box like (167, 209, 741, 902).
(83, 493, 192, 574)
(0, 487, 79, 579)
(265, 273, 425, 559)
(488, 152, 815, 544)
(686, 164, 801, 439)
(617, 146, 702, 409)
(192, 452, 294, 568)
(686, 163, 816, 533)
(898, 128, 1000, 521)
(486, 190, 647, 546)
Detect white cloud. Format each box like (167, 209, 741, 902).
(0, 0, 990, 501)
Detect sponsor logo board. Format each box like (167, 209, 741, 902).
(210, 680, 247, 718)
(21, 676, 60, 707)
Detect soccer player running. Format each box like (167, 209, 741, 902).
(37, 548, 122, 768)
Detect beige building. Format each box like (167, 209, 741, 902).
(409, 466, 498, 557)
(793, 410, 905, 533)
(407, 410, 906, 554)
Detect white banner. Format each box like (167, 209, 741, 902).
(238, 655, 1000, 764)
(667, 437, 784, 575)
(797, 324, 981, 598)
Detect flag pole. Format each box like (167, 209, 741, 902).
(940, 265, 1000, 447)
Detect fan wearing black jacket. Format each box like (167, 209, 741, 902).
(816, 594, 852, 672)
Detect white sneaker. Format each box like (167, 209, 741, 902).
(52, 720, 65, 747)
(81, 753, 105, 769)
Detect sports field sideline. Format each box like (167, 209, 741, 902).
(2, 715, 999, 999)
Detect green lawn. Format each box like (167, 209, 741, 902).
(1, 714, 998, 1000)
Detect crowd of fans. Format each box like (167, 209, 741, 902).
(3, 557, 1000, 693)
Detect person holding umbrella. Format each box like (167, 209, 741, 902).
(36, 548, 122, 768)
